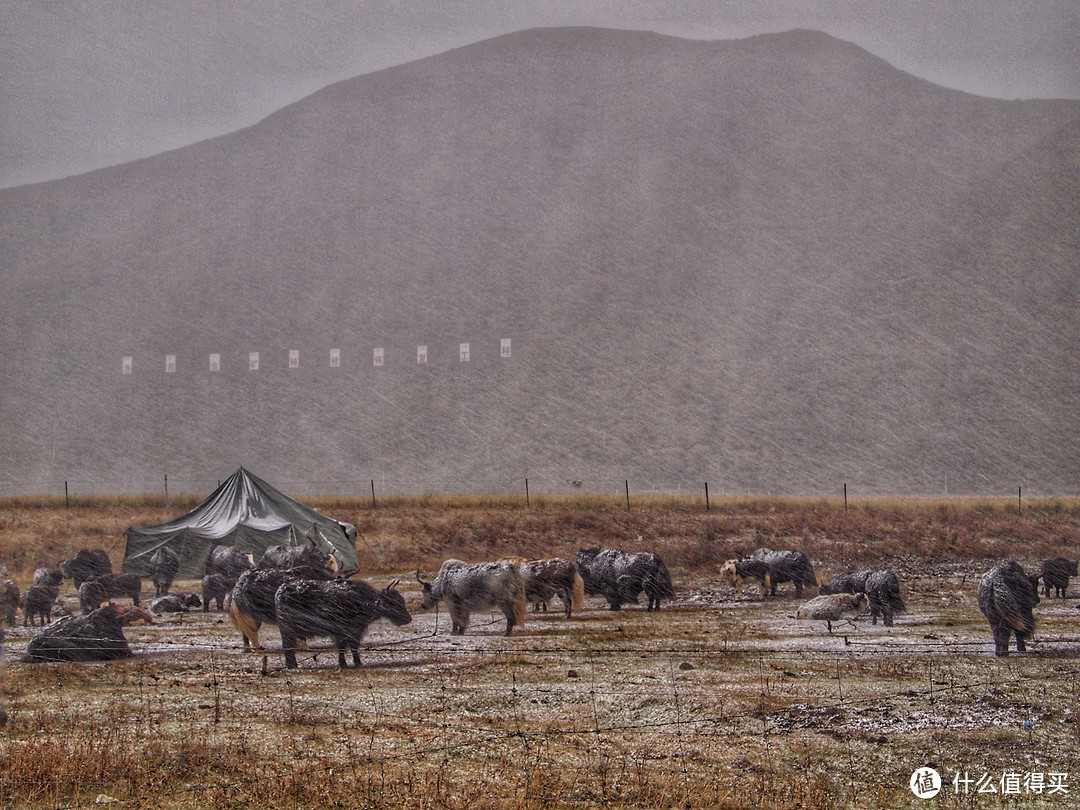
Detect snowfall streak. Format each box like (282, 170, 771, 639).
(121, 339, 513, 374)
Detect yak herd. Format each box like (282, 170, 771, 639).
(1, 537, 1077, 666)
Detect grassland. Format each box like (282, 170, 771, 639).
(1, 495, 1079, 808)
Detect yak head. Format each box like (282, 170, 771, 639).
(380, 580, 412, 626)
(416, 571, 438, 611)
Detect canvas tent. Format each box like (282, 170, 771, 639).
(123, 468, 358, 578)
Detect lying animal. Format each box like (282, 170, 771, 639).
(22, 604, 153, 662)
(149, 593, 202, 614)
(719, 559, 771, 600)
(795, 592, 869, 633)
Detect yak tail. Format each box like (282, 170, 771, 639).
(571, 572, 585, 613)
(763, 572, 772, 594)
(229, 600, 261, 650)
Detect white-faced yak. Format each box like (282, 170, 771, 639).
(417, 560, 527, 636)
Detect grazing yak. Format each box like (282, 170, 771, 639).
(796, 592, 869, 633)
(978, 562, 1040, 657)
(575, 546, 675, 611)
(23, 604, 153, 662)
(149, 546, 180, 597)
(817, 570, 873, 596)
(1, 579, 19, 625)
(1039, 558, 1077, 598)
(230, 562, 338, 651)
(865, 570, 906, 626)
(78, 573, 142, 613)
(275, 578, 412, 669)
(417, 560, 527, 636)
(749, 548, 821, 598)
(60, 548, 113, 588)
(720, 559, 771, 600)
(502, 557, 585, 618)
(22, 582, 60, 626)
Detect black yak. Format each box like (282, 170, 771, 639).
(79, 573, 142, 611)
(204, 545, 255, 582)
(978, 562, 1040, 657)
(1039, 558, 1077, 598)
(22, 583, 60, 626)
(274, 578, 412, 669)
(575, 546, 675, 611)
(32, 568, 64, 587)
(201, 574, 231, 612)
(865, 570, 906, 626)
(60, 548, 112, 588)
(503, 557, 585, 618)
(149, 546, 180, 597)
(258, 543, 339, 575)
(817, 570, 873, 596)
(417, 560, 527, 635)
(230, 563, 337, 651)
(149, 593, 202, 613)
(22, 604, 152, 662)
(796, 592, 869, 633)
(719, 559, 772, 600)
(749, 548, 821, 597)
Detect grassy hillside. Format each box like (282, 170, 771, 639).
(1, 27, 1077, 496)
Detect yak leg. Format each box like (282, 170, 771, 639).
(1014, 632, 1027, 653)
(281, 631, 299, 669)
(992, 624, 1012, 656)
(448, 601, 469, 635)
(502, 607, 516, 636)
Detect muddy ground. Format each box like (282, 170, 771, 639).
(3, 556, 1079, 808)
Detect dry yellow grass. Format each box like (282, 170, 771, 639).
(1, 496, 1079, 808)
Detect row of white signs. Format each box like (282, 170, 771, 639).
(121, 340, 512, 374)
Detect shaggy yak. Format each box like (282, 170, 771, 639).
(795, 592, 869, 633)
(274, 578, 412, 669)
(149, 546, 180, 597)
(865, 570, 906, 626)
(575, 546, 675, 611)
(502, 557, 585, 618)
(78, 573, 142, 612)
(417, 560, 527, 636)
(149, 593, 202, 614)
(201, 574, 231, 612)
(204, 545, 255, 582)
(60, 548, 112, 588)
(229, 562, 338, 651)
(22, 583, 60, 626)
(23, 604, 153, 662)
(258, 543, 339, 575)
(749, 548, 821, 598)
(719, 559, 772, 600)
(1039, 558, 1078, 598)
(978, 562, 1040, 657)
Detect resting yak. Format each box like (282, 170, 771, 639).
(575, 546, 675, 611)
(978, 562, 1040, 657)
(417, 560, 527, 636)
(23, 604, 153, 662)
(275, 578, 412, 669)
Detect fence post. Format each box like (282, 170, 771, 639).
(65, 481, 69, 509)
(370, 479, 377, 509)
(843, 483, 848, 511)
(705, 481, 710, 511)
(165, 474, 169, 509)
(525, 478, 530, 508)
(625, 480, 630, 511)
(1018, 485, 1022, 516)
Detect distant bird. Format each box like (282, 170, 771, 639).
(796, 593, 869, 633)
(567, 480, 583, 488)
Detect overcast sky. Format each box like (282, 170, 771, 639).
(2, 0, 1077, 189)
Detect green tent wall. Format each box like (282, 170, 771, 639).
(123, 468, 358, 578)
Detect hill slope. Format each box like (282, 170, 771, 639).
(1, 27, 1077, 496)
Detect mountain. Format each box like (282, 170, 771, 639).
(1, 27, 1077, 497)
